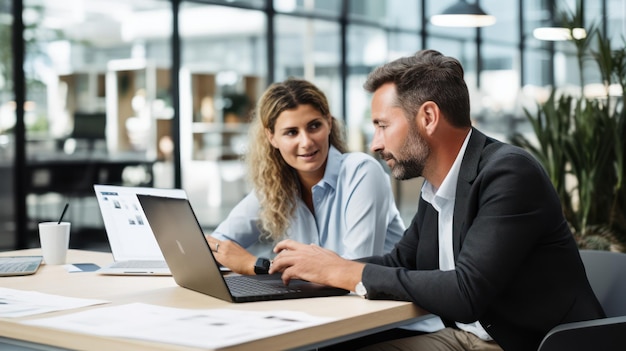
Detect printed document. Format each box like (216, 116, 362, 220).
(23, 302, 335, 349)
(0, 287, 109, 318)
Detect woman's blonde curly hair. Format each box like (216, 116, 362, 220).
(247, 78, 347, 241)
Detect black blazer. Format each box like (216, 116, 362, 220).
(360, 129, 605, 351)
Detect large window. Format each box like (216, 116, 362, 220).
(345, 24, 386, 151)
(275, 0, 341, 16)
(6, 0, 626, 250)
(478, 0, 521, 139)
(275, 15, 341, 116)
(348, 0, 420, 30)
(344, 0, 422, 152)
(179, 3, 266, 226)
(608, 0, 626, 45)
(22, 0, 173, 247)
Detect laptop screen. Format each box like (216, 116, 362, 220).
(93, 185, 187, 261)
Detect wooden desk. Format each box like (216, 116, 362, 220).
(0, 249, 428, 351)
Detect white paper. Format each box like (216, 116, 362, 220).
(0, 287, 109, 318)
(23, 303, 335, 349)
(63, 264, 82, 273)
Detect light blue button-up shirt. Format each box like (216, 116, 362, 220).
(211, 146, 405, 259)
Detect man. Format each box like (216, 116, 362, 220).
(269, 50, 605, 351)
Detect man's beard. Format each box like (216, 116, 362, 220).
(380, 125, 430, 180)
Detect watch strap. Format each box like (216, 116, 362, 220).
(254, 257, 271, 275)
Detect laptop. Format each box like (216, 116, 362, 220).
(0, 256, 43, 277)
(137, 194, 349, 303)
(94, 184, 187, 276)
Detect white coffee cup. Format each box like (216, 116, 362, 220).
(38, 222, 71, 265)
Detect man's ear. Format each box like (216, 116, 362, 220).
(419, 101, 440, 135)
(265, 128, 278, 148)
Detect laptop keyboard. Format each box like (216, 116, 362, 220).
(0, 261, 38, 273)
(225, 275, 302, 296)
(0, 257, 42, 274)
(109, 260, 168, 269)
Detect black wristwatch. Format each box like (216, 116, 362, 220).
(254, 257, 271, 275)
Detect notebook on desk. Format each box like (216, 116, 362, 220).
(93, 184, 187, 276)
(137, 194, 349, 303)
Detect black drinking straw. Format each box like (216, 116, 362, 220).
(58, 203, 69, 224)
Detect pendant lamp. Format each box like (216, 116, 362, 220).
(430, 0, 496, 28)
(532, 26, 587, 41)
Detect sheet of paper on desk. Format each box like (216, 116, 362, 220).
(0, 287, 109, 318)
(23, 302, 336, 349)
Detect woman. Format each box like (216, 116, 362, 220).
(207, 78, 404, 274)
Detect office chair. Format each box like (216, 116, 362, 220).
(537, 249, 626, 351)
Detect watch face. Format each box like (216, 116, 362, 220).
(255, 258, 271, 274)
(356, 281, 367, 297)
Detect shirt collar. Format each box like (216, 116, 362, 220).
(422, 129, 473, 203)
(316, 145, 341, 190)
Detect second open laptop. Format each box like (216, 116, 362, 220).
(93, 184, 187, 276)
(137, 194, 349, 303)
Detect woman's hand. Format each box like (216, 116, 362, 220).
(205, 235, 257, 275)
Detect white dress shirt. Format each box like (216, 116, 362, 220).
(418, 129, 492, 340)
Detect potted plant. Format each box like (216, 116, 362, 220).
(512, 5, 626, 252)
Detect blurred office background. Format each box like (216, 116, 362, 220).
(0, 0, 623, 251)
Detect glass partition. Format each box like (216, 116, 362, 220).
(343, 0, 421, 153)
(345, 24, 386, 152)
(275, 15, 341, 117)
(22, 0, 173, 248)
(473, 1, 520, 140)
(608, 0, 626, 46)
(481, 0, 518, 45)
(479, 44, 521, 141)
(348, 0, 420, 30)
(274, 0, 341, 17)
(179, 2, 266, 227)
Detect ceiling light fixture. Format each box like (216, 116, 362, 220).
(533, 26, 587, 41)
(430, 0, 496, 28)
(533, 1, 587, 42)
